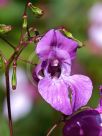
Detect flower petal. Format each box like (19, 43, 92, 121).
(36, 29, 55, 60)
(48, 49, 71, 77)
(66, 75, 93, 111)
(35, 63, 43, 80)
(36, 29, 78, 60)
(55, 30, 78, 59)
(38, 77, 72, 115)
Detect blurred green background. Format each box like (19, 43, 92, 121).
(0, 0, 102, 136)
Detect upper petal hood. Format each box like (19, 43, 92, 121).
(36, 29, 55, 60)
(36, 29, 78, 60)
(55, 30, 78, 59)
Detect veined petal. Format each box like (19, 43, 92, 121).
(55, 48, 71, 64)
(36, 29, 78, 60)
(55, 30, 78, 59)
(56, 48, 71, 77)
(38, 77, 72, 115)
(66, 75, 93, 111)
(35, 60, 47, 79)
(60, 62, 71, 78)
(36, 29, 55, 59)
(35, 63, 43, 79)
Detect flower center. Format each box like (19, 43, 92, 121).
(48, 59, 61, 78)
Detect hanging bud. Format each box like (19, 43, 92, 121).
(22, 15, 27, 29)
(61, 28, 84, 48)
(11, 63, 17, 90)
(0, 55, 3, 68)
(28, 2, 43, 17)
(0, 24, 12, 34)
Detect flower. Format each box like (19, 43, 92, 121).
(34, 29, 93, 115)
(63, 86, 102, 136)
(63, 109, 102, 136)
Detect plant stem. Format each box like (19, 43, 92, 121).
(0, 36, 15, 49)
(18, 57, 35, 65)
(46, 115, 67, 136)
(5, 68, 13, 136)
(46, 124, 58, 136)
(3, 1, 36, 136)
(5, 41, 28, 135)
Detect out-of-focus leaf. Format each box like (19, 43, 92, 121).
(0, 115, 9, 136)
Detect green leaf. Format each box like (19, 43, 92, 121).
(0, 115, 9, 136)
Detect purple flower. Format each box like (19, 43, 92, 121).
(35, 29, 93, 115)
(63, 109, 102, 136)
(63, 87, 102, 136)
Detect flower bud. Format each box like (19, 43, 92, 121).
(62, 28, 84, 48)
(11, 66, 17, 90)
(22, 15, 27, 29)
(28, 2, 43, 17)
(0, 24, 12, 34)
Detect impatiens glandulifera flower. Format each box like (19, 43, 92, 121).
(34, 29, 93, 115)
(63, 86, 102, 136)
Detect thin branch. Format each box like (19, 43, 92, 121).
(0, 36, 15, 49)
(4, 1, 31, 135)
(5, 68, 13, 136)
(0, 50, 7, 64)
(46, 124, 58, 136)
(23, 0, 30, 16)
(18, 57, 36, 65)
(46, 114, 67, 136)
